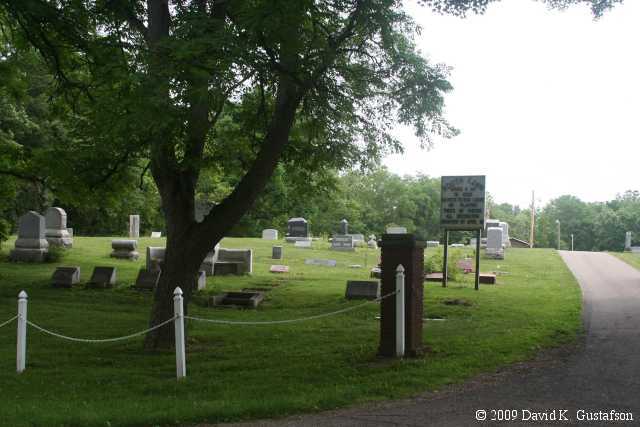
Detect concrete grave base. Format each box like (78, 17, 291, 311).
(10, 248, 48, 262)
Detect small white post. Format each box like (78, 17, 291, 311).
(395, 265, 405, 357)
(173, 287, 186, 379)
(17, 290, 27, 373)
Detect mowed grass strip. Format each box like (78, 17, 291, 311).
(0, 238, 581, 427)
(611, 251, 640, 270)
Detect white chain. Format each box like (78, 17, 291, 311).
(0, 315, 18, 329)
(185, 291, 397, 325)
(25, 316, 176, 343)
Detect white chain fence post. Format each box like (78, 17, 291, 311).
(395, 265, 405, 358)
(174, 287, 186, 379)
(17, 290, 28, 373)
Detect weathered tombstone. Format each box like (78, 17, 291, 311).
(133, 268, 160, 290)
(150, 231, 162, 238)
(339, 219, 349, 235)
(262, 229, 278, 240)
(51, 266, 80, 288)
(499, 222, 510, 247)
(304, 258, 337, 267)
(110, 239, 139, 260)
(214, 248, 253, 275)
(367, 238, 378, 249)
(286, 217, 309, 241)
(44, 207, 73, 248)
(331, 235, 354, 251)
(10, 211, 49, 262)
(270, 265, 289, 273)
(485, 227, 504, 260)
(146, 246, 166, 272)
(272, 245, 283, 259)
(386, 226, 407, 234)
(345, 280, 380, 300)
(197, 270, 207, 291)
(294, 239, 312, 248)
(128, 214, 140, 238)
(379, 233, 425, 357)
(426, 241, 439, 248)
(347, 233, 365, 246)
(87, 267, 117, 288)
(200, 244, 220, 276)
(479, 273, 497, 284)
(625, 232, 632, 251)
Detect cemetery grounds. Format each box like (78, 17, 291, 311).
(0, 237, 581, 426)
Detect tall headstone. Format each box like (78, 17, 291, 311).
(129, 215, 140, 238)
(625, 232, 632, 251)
(10, 211, 49, 262)
(287, 218, 309, 238)
(45, 207, 73, 248)
(499, 221, 510, 248)
(485, 227, 504, 259)
(379, 234, 425, 357)
(146, 246, 166, 272)
(339, 219, 349, 235)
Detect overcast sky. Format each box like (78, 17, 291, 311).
(383, 0, 639, 208)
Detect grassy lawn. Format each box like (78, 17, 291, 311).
(611, 251, 640, 270)
(0, 237, 581, 427)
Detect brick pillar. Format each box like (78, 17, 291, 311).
(378, 234, 425, 357)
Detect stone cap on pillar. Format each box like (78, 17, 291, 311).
(379, 233, 426, 248)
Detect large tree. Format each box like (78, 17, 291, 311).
(0, 0, 460, 348)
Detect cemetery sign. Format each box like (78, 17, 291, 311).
(440, 175, 486, 230)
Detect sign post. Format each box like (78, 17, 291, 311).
(440, 176, 486, 290)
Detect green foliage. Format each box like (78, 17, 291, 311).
(425, 247, 464, 280)
(44, 245, 66, 263)
(0, 218, 9, 247)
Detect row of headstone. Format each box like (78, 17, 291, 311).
(486, 219, 510, 248)
(10, 208, 75, 262)
(51, 266, 117, 288)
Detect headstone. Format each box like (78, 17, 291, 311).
(150, 231, 162, 238)
(10, 211, 49, 262)
(294, 239, 312, 248)
(270, 265, 289, 273)
(331, 235, 354, 251)
(287, 217, 309, 240)
(262, 229, 278, 240)
(51, 266, 80, 288)
(214, 248, 253, 275)
(367, 238, 378, 249)
(110, 239, 139, 260)
(44, 207, 73, 247)
(426, 241, 439, 248)
(129, 215, 140, 238)
(87, 267, 117, 288)
(479, 273, 497, 284)
(215, 291, 265, 308)
(347, 233, 365, 246)
(146, 246, 166, 272)
(499, 222, 510, 247)
(345, 280, 380, 300)
(197, 270, 207, 291)
(339, 219, 349, 235)
(379, 233, 425, 357)
(133, 268, 160, 290)
(485, 227, 504, 260)
(200, 244, 220, 276)
(625, 232, 632, 251)
(485, 219, 500, 236)
(386, 226, 407, 234)
(272, 246, 283, 259)
(304, 258, 337, 267)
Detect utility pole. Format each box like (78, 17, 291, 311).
(529, 190, 535, 248)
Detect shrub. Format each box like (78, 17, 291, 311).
(45, 245, 66, 263)
(424, 248, 464, 281)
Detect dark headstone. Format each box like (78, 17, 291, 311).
(339, 219, 349, 235)
(379, 233, 425, 358)
(287, 217, 309, 238)
(87, 266, 117, 288)
(345, 281, 380, 300)
(479, 273, 497, 284)
(133, 269, 160, 290)
(51, 266, 80, 288)
(212, 292, 265, 308)
(213, 262, 241, 276)
(272, 246, 283, 260)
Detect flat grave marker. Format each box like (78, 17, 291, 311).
(133, 269, 160, 290)
(51, 266, 80, 288)
(345, 280, 380, 300)
(304, 258, 337, 267)
(270, 265, 289, 273)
